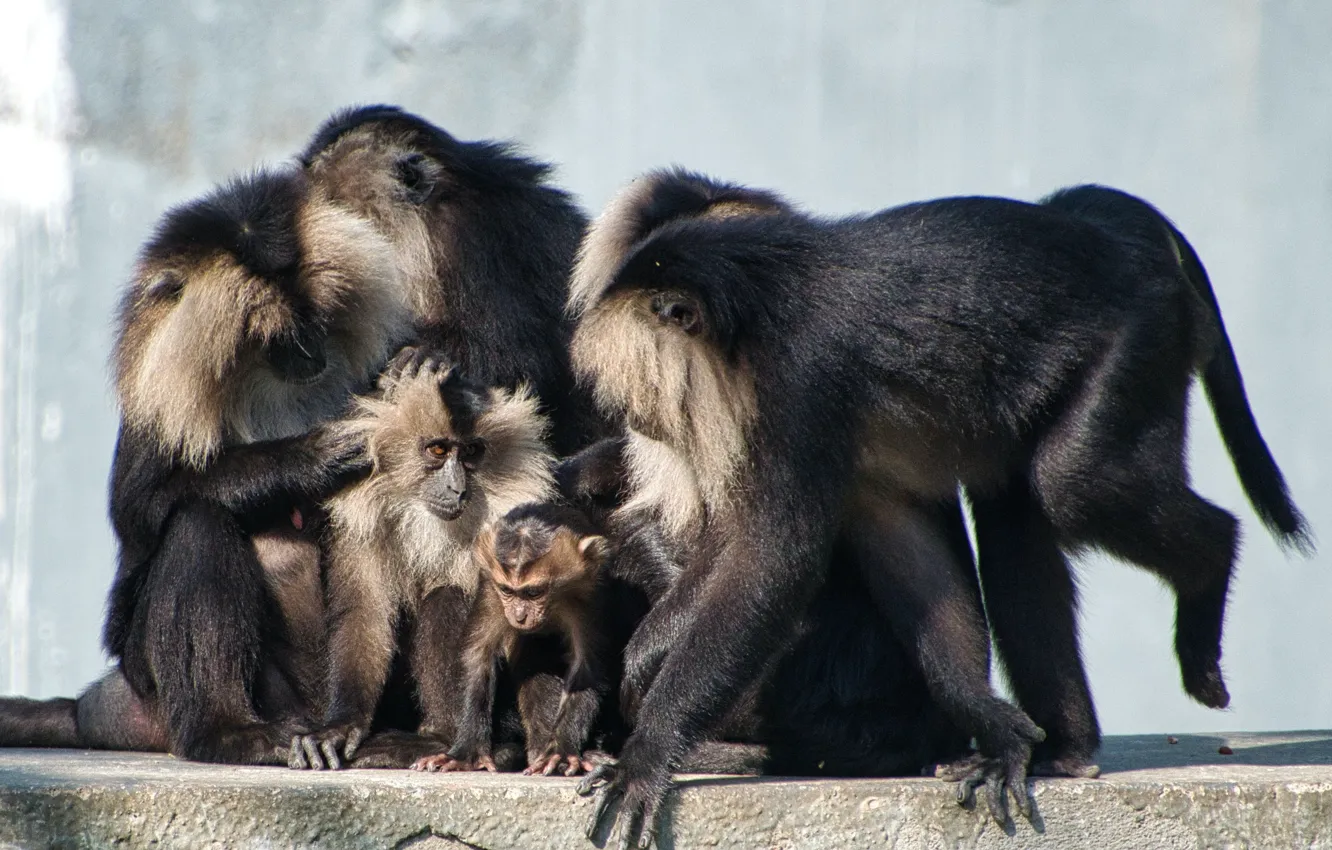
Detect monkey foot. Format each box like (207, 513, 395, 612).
(1030, 756, 1101, 779)
(411, 753, 498, 773)
(1182, 661, 1230, 709)
(524, 752, 598, 777)
(577, 758, 673, 850)
(287, 724, 367, 771)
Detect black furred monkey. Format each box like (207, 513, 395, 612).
(568, 170, 1309, 847)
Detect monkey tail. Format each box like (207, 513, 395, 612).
(1163, 220, 1313, 554)
(0, 696, 82, 748)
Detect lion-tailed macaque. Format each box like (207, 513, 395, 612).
(289, 355, 555, 770)
(0, 167, 408, 764)
(568, 171, 1309, 846)
(301, 105, 609, 454)
(411, 504, 612, 776)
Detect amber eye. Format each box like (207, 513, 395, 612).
(425, 443, 448, 458)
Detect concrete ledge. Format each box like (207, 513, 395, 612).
(1, 732, 1330, 849)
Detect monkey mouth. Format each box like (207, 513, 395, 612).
(427, 500, 466, 521)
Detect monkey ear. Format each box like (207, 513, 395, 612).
(577, 535, 609, 566)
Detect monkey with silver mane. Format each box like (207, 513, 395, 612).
(301, 105, 609, 454)
(289, 355, 556, 770)
(569, 171, 1309, 847)
(0, 166, 414, 763)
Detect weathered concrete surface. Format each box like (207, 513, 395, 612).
(0, 731, 1329, 849)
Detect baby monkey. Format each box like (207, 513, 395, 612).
(414, 504, 612, 776)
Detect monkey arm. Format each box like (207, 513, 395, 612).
(581, 464, 838, 848)
(183, 427, 370, 516)
(447, 641, 500, 765)
(290, 545, 396, 770)
(555, 436, 629, 517)
(410, 584, 473, 744)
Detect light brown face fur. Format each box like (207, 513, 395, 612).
(326, 364, 557, 596)
(115, 194, 412, 468)
(480, 525, 605, 634)
(567, 174, 762, 519)
(304, 126, 444, 325)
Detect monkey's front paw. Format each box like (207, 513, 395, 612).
(287, 724, 367, 771)
(411, 752, 498, 773)
(379, 345, 453, 394)
(577, 758, 672, 850)
(938, 713, 1045, 826)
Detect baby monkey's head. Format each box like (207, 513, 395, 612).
(479, 504, 608, 633)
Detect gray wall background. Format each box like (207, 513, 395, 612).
(1, 0, 1328, 736)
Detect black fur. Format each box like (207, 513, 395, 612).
(302, 105, 608, 453)
(556, 439, 973, 777)
(574, 171, 1309, 846)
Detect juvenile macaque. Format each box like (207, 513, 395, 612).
(289, 355, 556, 769)
(413, 504, 611, 776)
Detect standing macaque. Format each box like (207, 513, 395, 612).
(414, 504, 612, 777)
(289, 355, 556, 769)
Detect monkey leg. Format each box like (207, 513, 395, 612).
(138, 501, 293, 765)
(972, 484, 1101, 779)
(848, 493, 1045, 825)
(411, 585, 471, 745)
(1033, 330, 1239, 711)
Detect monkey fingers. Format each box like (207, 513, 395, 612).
(288, 725, 367, 771)
(577, 760, 669, 850)
(524, 752, 591, 777)
(937, 751, 1035, 826)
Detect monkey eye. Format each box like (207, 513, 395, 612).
(424, 442, 449, 459)
(148, 271, 185, 301)
(394, 153, 440, 204)
(460, 440, 486, 465)
(649, 292, 702, 335)
(518, 586, 546, 601)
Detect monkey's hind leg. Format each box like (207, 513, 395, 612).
(1034, 325, 1239, 711)
(142, 501, 294, 765)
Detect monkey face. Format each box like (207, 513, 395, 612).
(114, 167, 414, 466)
(481, 512, 607, 636)
(419, 437, 487, 520)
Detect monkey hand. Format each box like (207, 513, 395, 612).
(577, 743, 674, 850)
(287, 724, 367, 771)
(411, 752, 499, 773)
(378, 345, 457, 395)
(935, 706, 1046, 827)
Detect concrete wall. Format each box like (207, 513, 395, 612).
(1, 0, 1327, 736)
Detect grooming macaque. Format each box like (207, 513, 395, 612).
(0, 167, 409, 763)
(413, 504, 612, 777)
(0, 103, 614, 764)
(301, 105, 608, 453)
(289, 356, 556, 770)
(568, 171, 1309, 846)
